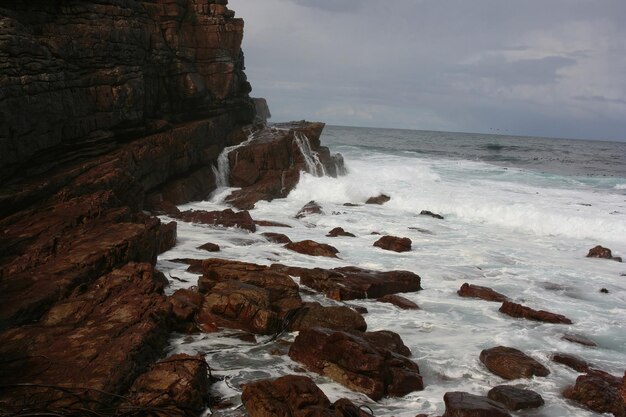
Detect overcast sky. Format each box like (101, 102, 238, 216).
(232, 0, 626, 141)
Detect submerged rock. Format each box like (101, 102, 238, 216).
(373, 235, 412, 252)
(499, 301, 572, 324)
(487, 386, 544, 411)
(420, 210, 445, 220)
(284, 240, 339, 258)
(326, 227, 356, 237)
(442, 392, 511, 417)
(552, 352, 591, 373)
(458, 283, 508, 302)
(480, 346, 550, 380)
(377, 294, 420, 310)
(562, 333, 597, 347)
(198, 242, 220, 252)
(295, 200, 324, 218)
(262, 232, 292, 244)
(366, 194, 391, 205)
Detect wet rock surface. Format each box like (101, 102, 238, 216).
(499, 301, 572, 324)
(564, 373, 626, 417)
(284, 240, 340, 258)
(296, 200, 324, 218)
(487, 385, 544, 411)
(458, 283, 508, 302)
(479, 346, 550, 380)
(587, 245, 622, 262)
(176, 208, 256, 232)
(288, 302, 367, 332)
(373, 235, 412, 252)
(326, 227, 356, 237)
(262, 232, 293, 244)
(442, 392, 511, 417)
(366, 194, 391, 205)
(377, 294, 420, 310)
(420, 210, 445, 220)
(198, 242, 221, 252)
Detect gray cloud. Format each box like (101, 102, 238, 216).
(284, 0, 365, 12)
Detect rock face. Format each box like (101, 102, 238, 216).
(458, 283, 508, 302)
(378, 294, 420, 310)
(373, 235, 412, 252)
(499, 301, 572, 324)
(487, 386, 544, 411)
(479, 346, 550, 380)
(586, 245, 622, 262)
(564, 373, 626, 417)
(443, 392, 511, 417)
(289, 327, 424, 400)
(176, 208, 256, 232)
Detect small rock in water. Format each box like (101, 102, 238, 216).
(377, 294, 420, 310)
(284, 240, 339, 258)
(373, 235, 412, 252)
(254, 219, 292, 228)
(198, 242, 220, 252)
(295, 200, 323, 218)
(442, 392, 511, 417)
(487, 385, 545, 411)
(343, 202, 361, 207)
(420, 210, 445, 220)
(563, 373, 626, 417)
(586, 245, 622, 262)
(261, 232, 292, 244)
(326, 227, 356, 237)
(600, 288, 610, 293)
(551, 352, 590, 373)
(480, 346, 550, 380)
(562, 333, 598, 347)
(457, 283, 508, 302)
(365, 194, 391, 205)
(499, 301, 573, 324)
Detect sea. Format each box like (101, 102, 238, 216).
(158, 125, 626, 417)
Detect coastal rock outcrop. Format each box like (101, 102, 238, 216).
(564, 373, 626, 417)
(176, 208, 256, 232)
(366, 194, 391, 205)
(480, 346, 550, 380)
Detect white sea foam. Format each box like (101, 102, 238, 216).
(159, 143, 626, 417)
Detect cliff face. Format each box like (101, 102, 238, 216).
(0, 0, 254, 183)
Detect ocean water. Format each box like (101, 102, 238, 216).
(158, 125, 626, 417)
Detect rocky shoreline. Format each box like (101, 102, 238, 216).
(1, 1, 625, 416)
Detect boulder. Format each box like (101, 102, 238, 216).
(442, 392, 511, 417)
(176, 208, 256, 232)
(169, 288, 204, 333)
(373, 235, 412, 252)
(362, 330, 412, 357)
(420, 210, 444, 220)
(262, 232, 292, 244)
(287, 302, 367, 332)
(457, 283, 508, 302)
(377, 294, 420, 310)
(288, 327, 423, 400)
(587, 245, 622, 262)
(198, 242, 220, 252)
(487, 386, 544, 411)
(326, 227, 356, 237)
(499, 301, 572, 324)
(284, 240, 339, 258)
(296, 200, 324, 218)
(366, 194, 391, 205)
(563, 373, 626, 417)
(552, 352, 591, 373)
(562, 333, 597, 347)
(479, 346, 550, 380)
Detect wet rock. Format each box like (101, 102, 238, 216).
(587, 245, 622, 262)
(420, 210, 444, 220)
(362, 330, 412, 357)
(563, 373, 626, 417)
(442, 392, 511, 417)
(241, 375, 369, 417)
(176, 208, 256, 232)
(563, 333, 597, 347)
(552, 352, 591, 373)
(326, 227, 356, 237)
(373, 235, 412, 252)
(158, 221, 178, 254)
(288, 302, 367, 332)
(262, 232, 293, 244)
(377, 294, 420, 310)
(296, 200, 324, 218)
(487, 385, 544, 411)
(198, 242, 221, 252)
(343, 203, 361, 207)
(479, 346, 550, 380)
(123, 354, 209, 415)
(289, 327, 423, 400)
(457, 283, 508, 302)
(255, 219, 293, 228)
(499, 301, 572, 324)
(600, 288, 610, 293)
(285, 240, 339, 258)
(366, 194, 391, 205)
(169, 288, 204, 333)
(298, 266, 422, 301)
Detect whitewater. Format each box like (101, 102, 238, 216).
(157, 125, 626, 417)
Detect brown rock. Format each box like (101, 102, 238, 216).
(551, 352, 591, 373)
(158, 221, 178, 254)
(458, 283, 508, 302)
(343, 203, 361, 207)
(288, 302, 367, 332)
(176, 208, 256, 232)
(487, 386, 544, 411)
(262, 232, 292, 244)
(296, 200, 324, 218)
(198, 242, 221, 252)
(587, 245, 622, 262)
(564, 374, 625, 417)
(479, 346, 550, 380)
(362, 330, 412, 357)
(289, 327, 423, 400)
(123, 354, 209, 415)
(562, 333, 597, 347)
(442, 392, 511, 417)
(284, 240, 339, 258)
(326, 227, 356, 237)
(378, 294, 420, 310)
(373, 235, 412, 252)
(366, 194, 391, 205)
(255, 220, 292, 227)
(420, 210, 444, 220)
(169, 288, 204, 332)
(499, 301, 572, 324)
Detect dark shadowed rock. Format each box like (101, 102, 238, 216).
(442, 392, 511, 417)
(288, 302, 367, 332)
(176, 208, 256, 232)
(362, 330, 412, 357)
(563, 333, 597, 347)
(377, 294, 420, 310)
(326, 227, 356, 237)
(587, 245, 622, 262)
(289, 327, 423, 400)
(123, 354, 209, 415)
(158, 221, 178, 254)
(343, 203, 361, 207)
(563, 373, 626, 417)
(499, 301, 572, 324)
(373, 235, 412, 252)
(169, 288, 204, 333)
(255, 219, 293, 228)
(487, 386, 544, 411)
(262, 232, 292, 244)
(284, 240, 339, 258)
(479, 346, 550, 380)
(366, 194, 391, 205)
(420, 210, 444, 220)
(458, 283, 508, 302)
(198, 242, 220, 252)
(296, 200, 323, 218)
(600, 288, 610, 293)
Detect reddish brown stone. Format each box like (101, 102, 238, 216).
(564, 374, 625, 417)
(296, 200, 324, 218)
(479, 346, 550, 380)
(284, 240, 339, 258)
(362, 330, 412, 357)
(288, 302, 367, 332)
(176, 208, 256, 232)
(487, 386, 544, 411)
(458, 283, 508, 302)
(169, 288, 204, 333)
(563, 333, 597, 347)
(499, 301, 572, 324)
(262, 232, 292, 244)
(374, 235, 412, 252)
(378, 294, 420, 310)
(366, 194, 391, 205)
(552, 352, 591, 373)
(587, 245, 622, 262)
(198, 242, 221, 252)
(289, 327, 423, 400)
(326, 227, 356, 237)
(255, 219, 292, 227)
(443, 392, 511, 417)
